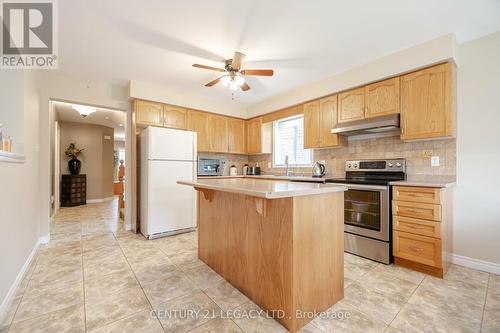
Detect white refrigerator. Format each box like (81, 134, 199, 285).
(140, 126, 197, 239)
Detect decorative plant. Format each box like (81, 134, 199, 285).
(65, 143, 84, 159)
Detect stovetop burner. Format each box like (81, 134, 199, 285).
(325, 159, 406, 186)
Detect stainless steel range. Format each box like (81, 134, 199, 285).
(326, 159, 406, 264)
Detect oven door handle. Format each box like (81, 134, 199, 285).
(330, 183, 388, 191)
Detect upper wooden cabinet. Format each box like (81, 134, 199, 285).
(246, 117, 272, 154)
(304, 96, 345, 149)
(227, 118, 246, 154)
(319, 95, 345, 148)
(207, 114, 228, 153)
(187, 110, 210, 151)
(135, 100, 163, 126)
(365, 77, 400, 118)
(338, 87, 365, 123)
(163, 105, 187, 129)
(303, 100, 320, 148)
(400, 63, 455, 141)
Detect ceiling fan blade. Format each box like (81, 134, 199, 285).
(205, 76, 224, 87)
(240, 82, 251, 92)
(240, 69, 274, 76)
(231, 52, 246, 70)
(193, 64, 226, 72)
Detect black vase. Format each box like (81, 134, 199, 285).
(68, 157, 81, 175)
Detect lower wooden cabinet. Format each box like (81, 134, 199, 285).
(392, 185, 453, 278)
(393, 230, 442, 268)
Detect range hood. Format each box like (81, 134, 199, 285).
(331, 114, 400, 136)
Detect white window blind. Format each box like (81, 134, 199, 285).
(273, 115, 312, 166)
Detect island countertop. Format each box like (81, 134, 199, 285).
(177, 178, 347, 199)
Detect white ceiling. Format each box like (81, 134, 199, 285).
(54, 102, 127, 141)
(58, 0, 500, 109)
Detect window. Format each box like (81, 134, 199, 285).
(273, 115, 312, 167)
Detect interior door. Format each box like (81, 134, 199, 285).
(147, 160, 196, 235)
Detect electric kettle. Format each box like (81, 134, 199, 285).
(312, 162, 326, 177)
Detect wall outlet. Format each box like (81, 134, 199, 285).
(267, 162, 272, 168)
(431, 156, 440, 167)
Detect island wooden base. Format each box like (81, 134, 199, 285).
(196, 189, 344, 332)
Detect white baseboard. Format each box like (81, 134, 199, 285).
(87, 196, 115, 204)
(39, 234, 50, 245)
(451, 253, 500, 275)
(0, 239, 40, 324)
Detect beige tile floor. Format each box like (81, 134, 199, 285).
(1, 199, 499, 333)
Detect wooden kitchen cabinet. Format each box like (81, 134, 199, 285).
(338, 87, 365, 123)
(303, 100, 320, 148)
(319, 95, 345, 148)
(227, 118, 246, 154)
(304, 96, 345, 149)
(135, 100, 163, 126)
(163, 105, 187, 129)
(364, 77, 400, 118)
(400, 63, 455, 141)
(207, 114, 228, 152)
(246, 117, 272, 154)
(187, 109, 210, 151)
(393, 185, 453, 278)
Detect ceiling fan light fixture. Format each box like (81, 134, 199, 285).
(72, 104, 96, 117)
(220, 75, 231, 87)
(234, 75, 245, 87)
(229, 80, 239, 91)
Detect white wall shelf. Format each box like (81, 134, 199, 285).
(0, 151, 26, 163)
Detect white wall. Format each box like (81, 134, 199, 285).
(454, 31, 500, 266)
(0, 71, 40, 312)
(247, 34, 456, 117)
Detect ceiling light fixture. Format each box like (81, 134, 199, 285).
(72, 104, 96, 117)
(221, 75, 231, 87)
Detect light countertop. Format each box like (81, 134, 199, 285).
(390, 175, 456, 188)
(178, 178, 347, 199)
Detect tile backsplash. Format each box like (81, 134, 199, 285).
(248, 136, 456, 178)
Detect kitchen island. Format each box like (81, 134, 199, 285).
(178, 178, 347, 332)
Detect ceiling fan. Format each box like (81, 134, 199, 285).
(192, 51, 274, 92)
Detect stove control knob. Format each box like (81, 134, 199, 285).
(347, 163, 352, 169)
(353, 164, 358, 168)
(387, 163, 394, 168)
(396, 163, 402, 168)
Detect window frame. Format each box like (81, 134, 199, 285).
(272, 114, 313, 168)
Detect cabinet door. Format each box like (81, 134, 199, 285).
(400, 63, 455, 141)
(365, 77, 400, 118)
(163, 105, 187, 129)
(207, 114, 228, 152)
(135, 100, 163, 126)
(319, 95, 343, 148)
(227, 118, 246, 154)
(187, 110, 209, 151)
(246, 118, 262, 154)
(338, 87, 365, 123)
(303, 100, 320, 149)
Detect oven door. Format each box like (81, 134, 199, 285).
(336, 183, 389, 242)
